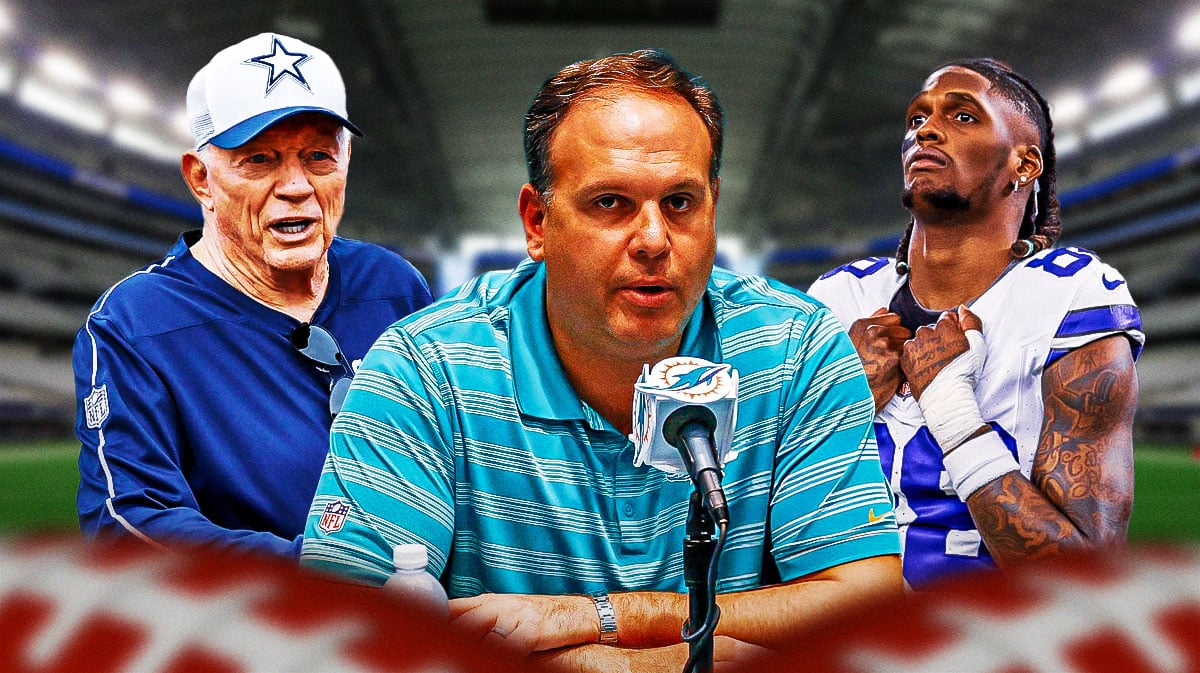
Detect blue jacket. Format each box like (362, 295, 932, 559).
(75, 231, 433, 556)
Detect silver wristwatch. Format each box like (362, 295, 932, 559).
(591, 592, 619, 644)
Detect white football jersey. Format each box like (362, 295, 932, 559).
(808, 247, 1145, 589)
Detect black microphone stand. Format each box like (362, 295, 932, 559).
(683, 490, 716, 673)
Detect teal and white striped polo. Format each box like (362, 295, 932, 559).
(301, 260, 899, 595)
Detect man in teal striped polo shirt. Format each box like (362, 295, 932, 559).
(301, 49, 901, 669)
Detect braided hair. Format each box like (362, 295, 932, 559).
(896, 58, 1061, 274)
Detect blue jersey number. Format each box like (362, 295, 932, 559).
(875, 421, 1018, 589)
(1027, 247, 1093, 278)
(817, 257, 890, 280)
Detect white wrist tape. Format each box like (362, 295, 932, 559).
(916, 330, 986, 452)
(942, 431, 1020, 501)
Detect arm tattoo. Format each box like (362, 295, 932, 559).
(967, 335, 1138, 568)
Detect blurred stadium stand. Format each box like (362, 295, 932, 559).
(0, 1, 1198, 449)
(3, 125, 1200, 444)
(5, 142, 1199, 446)
(0, 123, 195, 439)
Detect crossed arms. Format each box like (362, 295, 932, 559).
(450, 554, 900, 671)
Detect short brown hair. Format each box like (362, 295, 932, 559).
(523, 49, 723, 196)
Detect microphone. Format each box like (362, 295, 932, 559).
(662, 405, 729, 525)
(631, 357, 739, 524)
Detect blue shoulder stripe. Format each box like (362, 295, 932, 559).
(1055, 304, 1141, 339)
(1046, 337, 1143, 367)
(1047, 303, 1144, 367)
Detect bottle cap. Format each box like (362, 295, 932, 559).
(393, 543, 429, 571)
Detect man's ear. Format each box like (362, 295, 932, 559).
(519, 183, 548, 262)
(1013, 144, 1043, 185)
(181, 151, 215, 211)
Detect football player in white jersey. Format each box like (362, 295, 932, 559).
(808, 58, 1144, 589)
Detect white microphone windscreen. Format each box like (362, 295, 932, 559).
(630, 356, 739, 474)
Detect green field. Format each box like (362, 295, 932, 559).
(0, 440, 79, 533)
(1, 440, 1198, 541)
(1127, 446, 1200, 542)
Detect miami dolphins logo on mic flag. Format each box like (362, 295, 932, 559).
(662, 364, 726, 393)
(631, 357, 739, 475)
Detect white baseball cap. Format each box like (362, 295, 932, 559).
(186, 33, 363, 149)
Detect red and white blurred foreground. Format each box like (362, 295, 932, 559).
(763, 545, 1200, 673)
(0, 535, 522, 673)
(0, 537, 1197, 673)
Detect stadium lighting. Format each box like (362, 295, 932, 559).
(1049, 90, 1088, 126)
(717, 235, 745, 264)
(1099, 61, 1155, 101)
(112, 123, 189, 163)
(170, 107, 193, 142)
(108, 81, 153, 116)
(1086, 93, 1170, 141)
(0, 57, 14, 94)
(1176, 65, 1200, 104)
(39, 51, 93, 89)
(0, 4, 12, 37)
(1054, 132, 1083, 159)
(17, 78, 107, 133)
(1179, 7, 1200, 52)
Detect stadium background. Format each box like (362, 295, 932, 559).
(0, 0, 1196, 543)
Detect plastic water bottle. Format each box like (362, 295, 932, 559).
(383, 543, 449, 621)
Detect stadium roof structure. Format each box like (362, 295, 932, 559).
(7, 1, 1199, 251)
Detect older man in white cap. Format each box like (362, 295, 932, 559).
(74, 33, 433, 556)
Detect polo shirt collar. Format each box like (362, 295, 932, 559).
(509, 264, 581, 420)
(509, 263, 721, 422)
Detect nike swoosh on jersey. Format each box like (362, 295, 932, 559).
(868, 508, 886, 523)
(1102, 274, 1126, 290)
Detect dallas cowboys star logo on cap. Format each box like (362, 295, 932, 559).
(244, 35, 313, 95)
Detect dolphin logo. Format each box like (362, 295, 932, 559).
(664, 365, 725, 391)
